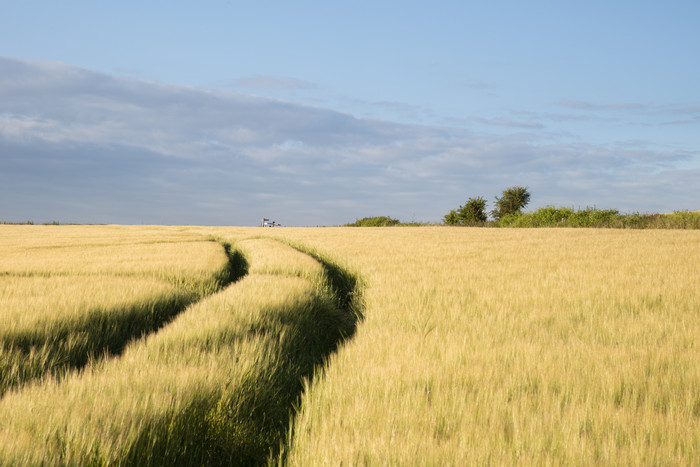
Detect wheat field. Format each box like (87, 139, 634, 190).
(1, 225, 698, 464)
(251, 227, 700, 465)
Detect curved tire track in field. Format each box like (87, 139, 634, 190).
(0, 240, 248, 397)
(0, 237, 363, 466)
(123, 237, 363, 465)
(259, 239, 364, 465)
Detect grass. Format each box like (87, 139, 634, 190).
(0, 275, 187, 395)
(0, 227, 239, 395)
(0, 233, 361, 465)
(1, 225, 698, 464)
(244, 227, 700, 465)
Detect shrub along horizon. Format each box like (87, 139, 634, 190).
(491, 186, 531, 221)
(444, 196, 488, 226)
(499, 206, 700, 229)
(344, 216, 401, 227)
(444, 186, 531, 225)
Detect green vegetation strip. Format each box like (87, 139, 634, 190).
(498, 207, 700, 229)
(0, 238, 362, 465)
(0, 241, 244, 396)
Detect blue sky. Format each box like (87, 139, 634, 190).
(1, 1, 698, 225)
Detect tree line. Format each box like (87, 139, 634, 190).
(343, 184, 699, 228)
(444, 186, 530, 225)
(443, 186, 700, 229)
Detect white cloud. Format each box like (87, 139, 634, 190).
(1, 56, 698, 225)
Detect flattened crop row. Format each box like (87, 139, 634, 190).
(0, 237, 361, 465)
(0, 239, 240, 395)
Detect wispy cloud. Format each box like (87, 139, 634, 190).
(661, 118, 700, 126)
(510, 109, 618, 123)
(339, 97, 436, 123)
(229, 75, 318, 89)
(556, 100, 647, 111)
(1, 56, 697, 225)
(466, 116, 545, 129)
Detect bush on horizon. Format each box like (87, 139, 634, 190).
(444, 197, 488, 226)
(497, 206, 700, 229)
(345, 216, 401, 227)
(491, 186, 531, 221)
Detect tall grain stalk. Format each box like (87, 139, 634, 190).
(249, 227, 700, 465)
(0, 227, 234, 394)
(0, 236, 359, 464)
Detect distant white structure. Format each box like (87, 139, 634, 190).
(260, 218, 282, 227)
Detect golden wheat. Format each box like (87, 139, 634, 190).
(1, 225, 698, 464)
(0, 275, 177, 337)
(0, 273, 314, 464)
(0, 234, 353, 464)
(0, 226, 233, 396)
(246, 227, 700, 465)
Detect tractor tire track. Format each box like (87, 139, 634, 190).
(0, 240, 247, 397)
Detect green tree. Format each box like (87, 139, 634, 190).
(444, 197, 487, 225)
(491, 186, 530, 220)
(443, 210, 459, 225)
(457, 196, 488, 224)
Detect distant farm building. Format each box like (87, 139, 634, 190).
(260, 218, 281, 227)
